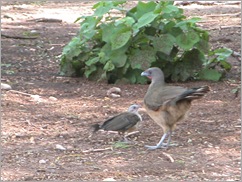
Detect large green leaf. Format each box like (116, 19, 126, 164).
(129, 46, 156, 70)
(115, 17, 135, 27)
(172, 62, 191, 81)
(198, 68, 222, 81)
(112, 0, 126, 6)
(80, 16, 99, 39)
(162, 5, 179, 14)
(121, 62, 130, 74)
(135, 12, 159, 29)
(93, 1, 114, 17)
(124, 68, 146, 84)
(127, 68, 147, 84)
(170, 49, 205, 81)
(176, 31, 200, 50)
(170, 27, 183, 37)
(85, 57, 99, 66)
(161, 5, 183, 19)
(110, 49, 128, 68)
(84, 65, 97, 78)
(195, 39, 210, 54)
(101, 23, 115, 43)
(214, 48, 233, 60)
(175, 17, 201, 30)
(59, 60, 76, 76)
(220, 60, 232, 71)
(111, 29, 132, 50)
(62, 37, 84, 61)
(181, 49, 205, 68)
(152, 34, 176, 55)
(104, 61, 115, 71)
(128, 1, 157, 20)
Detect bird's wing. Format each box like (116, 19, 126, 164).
(101, 112, 141, 132)
(144, 84, 187, 111)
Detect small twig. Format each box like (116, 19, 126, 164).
(207, 25, 241, 30)
(8, 90, 33, 97)
(28, 18, 62, 23)
(1, 33, 38, 39)
(205, 12, 241, 17)
(82, 148, 112, 153)
(162, 152, 174, 163)
(124, 131, 140, 138)
(175, 1, 241, 6)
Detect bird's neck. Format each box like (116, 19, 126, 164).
(150, 78, 165, 87)
(135, 112, 142, 121)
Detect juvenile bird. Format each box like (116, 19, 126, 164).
(141, 67, 210, 150)
(92, 104, 142, 141)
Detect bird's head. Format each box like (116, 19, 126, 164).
(128, 104, 141, 113)
(141, 67, 165, 83)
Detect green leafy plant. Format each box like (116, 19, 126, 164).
(1, 64, 15, 75)
(60, 1, 232, 83)
(112, 141, 131, 149)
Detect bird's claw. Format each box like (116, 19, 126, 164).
(145, 145, 167, 150)
(145, 142, 178, 150)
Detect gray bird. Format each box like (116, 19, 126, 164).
(92, 104, 142, 141)
(141, 67, 210, 150)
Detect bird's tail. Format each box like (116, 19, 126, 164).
(176, 86, 210, 102)
(91, 124, 101, 133)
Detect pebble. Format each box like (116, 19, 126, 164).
(1, 83, 12, 90)
(55, 144, 66, 151)
(49, 96, 58, 101)
(39, 159, 47, 164)
(103, 177, 116, 181)
(107, 87, 121, 98)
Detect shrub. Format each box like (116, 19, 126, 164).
(60, 1, 232, 83)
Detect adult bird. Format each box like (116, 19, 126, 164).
(92, 104, 142, 141)
(141, 67, 210, 150)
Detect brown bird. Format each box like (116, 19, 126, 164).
(92, 104, 142, 141)
(141, 67, 210, 149)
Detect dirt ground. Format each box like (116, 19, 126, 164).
(1, 1, 241, 181)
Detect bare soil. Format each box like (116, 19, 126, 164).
(1, 1, 241, 181)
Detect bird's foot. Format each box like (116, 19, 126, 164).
(162, 142, 178, 147)
(145, 142, 178, 150)
(145, 144, 167, 150)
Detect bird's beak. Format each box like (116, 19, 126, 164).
(141, 71, 151, 79)
(141, 71, 149, 77)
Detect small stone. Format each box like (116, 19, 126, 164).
(1, 83, 12, 90)
(55, 144, 66, 151)
(103, 177, 116, 181)
(110, 93, 121, 98)
(30, 95, 43, 102)
(39, 159, 47, 164)
(49, 96, 58, 101)
(107, 87, 121, 96)
(30, 30, 40, 36)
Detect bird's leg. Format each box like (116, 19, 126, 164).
(162, 131, 178, 147)
(145, 132, 168, 150)
(162, 131, 172, 147)
(122, 136, 130, 142)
